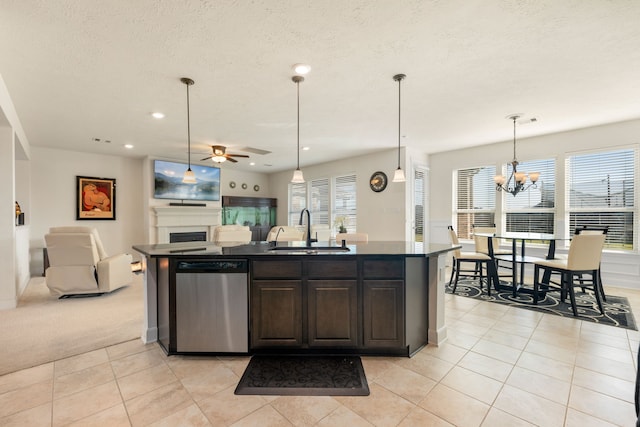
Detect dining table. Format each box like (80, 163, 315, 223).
(474, 231, 570, 297)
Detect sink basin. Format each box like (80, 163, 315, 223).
(268, 246, 350, 253)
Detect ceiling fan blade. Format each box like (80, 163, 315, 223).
(200, 155, 213, 161)
(227, 157, 238, 163)
(228, 154, 250, 158)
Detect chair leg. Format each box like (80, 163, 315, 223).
(598, 267, 607, 302)
(567, 272, 578, 316)
(452, 260, 461, 293)
(449, 258, 456, 287)
(593, 269, 605, 315)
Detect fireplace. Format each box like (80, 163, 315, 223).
(170, 231, 207, 243)
(153, 206, 222, 244)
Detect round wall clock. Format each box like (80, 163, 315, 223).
(370, 171, 388, 192)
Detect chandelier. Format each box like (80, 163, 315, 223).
(494, 114, 540, 196)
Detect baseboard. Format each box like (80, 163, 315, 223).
(141, 326, 158, 344)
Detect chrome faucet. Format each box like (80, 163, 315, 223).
(299, 208, 317, 247)
(273, 227, 285, 246)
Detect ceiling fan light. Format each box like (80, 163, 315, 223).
(182, 168, 197, 183)
(291, 168, 305, 183)
(211, 155, 227, 163)
(392, 167, 406, 183)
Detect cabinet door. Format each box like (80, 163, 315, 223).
(363, 280, 405, 349)
(251, 280, 303, 348)
(308, 280, 358, 347)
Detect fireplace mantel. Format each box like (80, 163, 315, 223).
(153, 206, 221, 243)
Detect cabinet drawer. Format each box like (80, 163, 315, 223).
(252, 259, 302, 278)
(363, 259, 404, 279)
(306, 259, 357, 278)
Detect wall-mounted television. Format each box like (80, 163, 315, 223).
(154, 160, 220, 201)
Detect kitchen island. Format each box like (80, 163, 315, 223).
(133, 240, 457, 357)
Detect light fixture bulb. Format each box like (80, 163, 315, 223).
(151, 112, 165, 119)
(393, 167, 406, 183)
(293, 63, 311, 75)
(291, 169, 305, 183)
(182, 168, 197, 183)
(211, 155, 227, 163)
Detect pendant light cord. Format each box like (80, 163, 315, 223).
(186, 82, 192, 169)
(397, 76, 401, 168)
(297, 79, 300, 169)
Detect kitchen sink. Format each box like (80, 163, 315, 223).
(268, 246, 350, 253)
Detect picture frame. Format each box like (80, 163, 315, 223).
(76, 176, 116, 220)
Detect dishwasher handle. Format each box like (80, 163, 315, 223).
(175, 259, 248, 274)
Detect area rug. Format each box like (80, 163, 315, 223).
(447, 278, 637, 331)
(234, 355, 370, 396)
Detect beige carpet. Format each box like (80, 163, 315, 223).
(0, 274, 143, 376)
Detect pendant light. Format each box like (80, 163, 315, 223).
(392, 73, 406, 183)
(291, 75, 305, 183)
(180, 77, 197, 184)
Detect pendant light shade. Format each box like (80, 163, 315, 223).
(180, 77, 197, 184)
(291, 75, 305, 183)
(392, 74, 406, 183)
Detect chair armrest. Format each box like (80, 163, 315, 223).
(96, 253, 133, 291)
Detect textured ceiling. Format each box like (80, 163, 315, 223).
(1, 0, 640, 172)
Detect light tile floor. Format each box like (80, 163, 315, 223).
(1, 286, 639, 426)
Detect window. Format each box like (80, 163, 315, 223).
(504, 158, 556, 234)
(310, 178, 329, 225)
(333, 174, 357, 232)
(288, 174, 357, 234)
(567, 148, 636, 250)
(454, 166, 496, 239)
(289, 182, 306, 225)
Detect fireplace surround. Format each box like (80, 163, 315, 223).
(153, 206, 221, 244)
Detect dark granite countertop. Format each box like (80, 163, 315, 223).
(132, 240, 459, 258)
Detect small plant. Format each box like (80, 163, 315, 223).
(335, 216, 347, 233)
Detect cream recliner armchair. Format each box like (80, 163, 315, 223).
(44, 226, 133, 297)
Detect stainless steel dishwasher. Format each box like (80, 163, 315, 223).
(175, 259, 248, 353)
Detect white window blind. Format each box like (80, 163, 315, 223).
(567, 148, 636, 250)
(289, 182, 306, 225)
(333, 174, 357, 233)
(414, 168, 427, 250)
(454, 166, 496, 239)
(310, 178, 329, 225)
(504, 158, 556, 233)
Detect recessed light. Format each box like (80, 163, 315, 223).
(249, 162, 256, 166)
(151, 112, 165, 119)
(124, 144, 134, 149)
(302, 146, 310, 151)
(292, 63, 311, 75)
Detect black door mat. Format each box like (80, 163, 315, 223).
(234, 355, 370, 396)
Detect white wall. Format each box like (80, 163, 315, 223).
(30, 147, 147, 274)
(268, 148, 414, 241)
(428, 118, 640, 289)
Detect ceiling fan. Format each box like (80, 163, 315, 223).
(200, 145, 250, 163)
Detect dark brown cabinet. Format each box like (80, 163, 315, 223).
(251, 280, 303, 347)
(363, 280, 405, 348)
(250, 257, 411, 353)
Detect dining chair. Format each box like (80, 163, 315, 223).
(533, 233, 606, 316)
(552, 225, 608, 301)
(472, 224, 513, 278)
(447, 226, 493, 295)
(575, 225, 608, 301)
